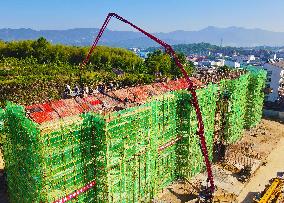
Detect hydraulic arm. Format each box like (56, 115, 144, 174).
(80, 12, 215, 194)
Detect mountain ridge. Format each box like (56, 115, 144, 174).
(1, 26, 284, 48)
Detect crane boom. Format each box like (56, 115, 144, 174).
(80, 12, 215, 194)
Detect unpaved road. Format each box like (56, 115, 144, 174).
(237, 137, 284, 202)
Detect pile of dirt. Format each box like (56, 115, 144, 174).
(233, 119, 284, 159)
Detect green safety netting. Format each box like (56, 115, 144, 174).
(102, 92, 178, 202)
(4, 103, 97, 202)
(0, 108, 5, 170)
(0, 108, 4, 144)
(0, 108, 4, 131)
(244, 66, 267, 128)
(175, 84, 218, 179)
(218, 74, 250, 144)
(1, 69, 267, 202)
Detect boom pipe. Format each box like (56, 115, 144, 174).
(80, 12, 215, 194)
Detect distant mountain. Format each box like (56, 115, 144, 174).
(1, 26, 284, 48)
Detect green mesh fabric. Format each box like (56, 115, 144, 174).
(175, 84, 218, 179)
(0, 108, 4, 132)
(3, 103, 97, 202)
(1, 70, 267, 202)
(244, 66, 267, 128)
(218, 74, 250, 143)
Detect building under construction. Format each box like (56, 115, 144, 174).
(0, 66, 266, 202)
(0, 12, 273, 203)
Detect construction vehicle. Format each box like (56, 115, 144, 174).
(79, 12, 215, 200)
(254, 177, 284, 203)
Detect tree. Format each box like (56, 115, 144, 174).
(144, 50, 171, 76)
(170, 52, 195, 77)
(32, 37, 49, 63)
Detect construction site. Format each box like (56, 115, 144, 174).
(0, 13, 284, 203)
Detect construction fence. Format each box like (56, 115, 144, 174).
(0, 67, 266, 202)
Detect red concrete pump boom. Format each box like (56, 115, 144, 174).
(80, 12, 215, 194)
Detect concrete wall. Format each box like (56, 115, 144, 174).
(263, 63, 282, 102)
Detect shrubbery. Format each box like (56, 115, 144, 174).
(0, 38, 194, 107)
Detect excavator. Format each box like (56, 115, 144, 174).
(254, 177, 284, 203)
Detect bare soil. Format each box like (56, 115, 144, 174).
(155, 118, 284, 203)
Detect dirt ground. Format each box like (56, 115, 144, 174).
(236, 135, 284, 202)
(155, 118, 284, 203)
(0, 118, 283, 203)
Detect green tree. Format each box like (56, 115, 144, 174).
(32, 37, 50, 63)
(144, 50, 171, 76)
(171, 52, 195, 77)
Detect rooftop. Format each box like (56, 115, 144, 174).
(269, 61, 284, 69)
(25, 78, 202, 124)
(25, 68, 246, 125)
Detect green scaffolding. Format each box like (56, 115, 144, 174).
(1, 69, 267, 202)
(244, 66, 267, 128)
(219, 74, 250, 144)
(102, 92, 178, 202)
(0, 108, 4, 131)
(175, 84, 218, 179)
(3, 103, 98, 203)
(0, 108, 4, 146)
(0, 108, 5, 170)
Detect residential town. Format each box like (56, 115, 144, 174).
(130, 47, 284, 105)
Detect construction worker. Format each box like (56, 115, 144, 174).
(74, 85, 79, 96)
(63, 84, 71, 98)
(98, 83, 105, 94)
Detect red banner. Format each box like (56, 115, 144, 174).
(53, 180, 96, 203)
(158, 136, 182, 151)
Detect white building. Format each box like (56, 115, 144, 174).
(232, 55, 255, 63)
(212, 59, 225, 67)
(198, 59, 224, 67)
(198, 60, 212, 67)
(129, 48, 140, 54)
(263, 61, 284, 102)
(247, 55, 256, 61)
(224, 60, 240, 68)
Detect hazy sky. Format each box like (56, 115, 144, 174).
(1, 0, 284, 32)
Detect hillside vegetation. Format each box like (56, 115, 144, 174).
(0, 38, 193, 107)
